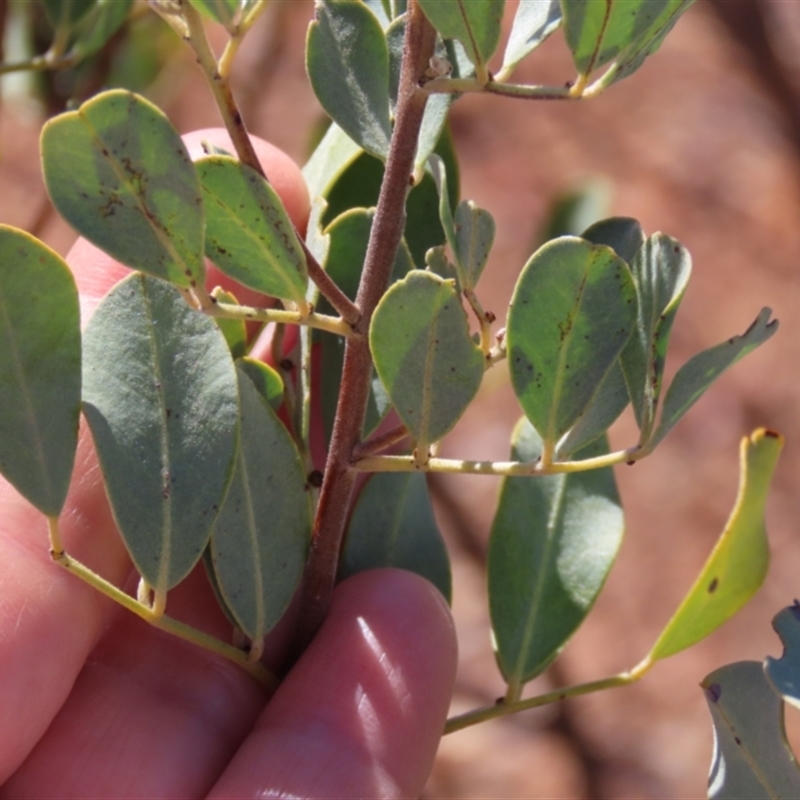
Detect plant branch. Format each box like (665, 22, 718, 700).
(206, 299, 355, 338)
(352, 423, 410, 460)
(288, 0, 438, 663)
(444, 659, 652, 735)
(352, 446, 646, 476)
(423, 77, 573, 101)
(182, 1, 360, 328)
(47, 517, 278, 691)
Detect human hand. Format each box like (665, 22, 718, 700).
(0, 132, 457, 799)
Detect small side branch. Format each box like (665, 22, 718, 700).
(207, 300, 356, 339)
(352, 446, 645, 476)
(46, 517, 278, 691)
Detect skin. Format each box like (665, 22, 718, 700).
(0, 131, 457, 799)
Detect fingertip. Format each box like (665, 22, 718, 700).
(208, 569, 457, 799)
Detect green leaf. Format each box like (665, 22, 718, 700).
(319, 129, 459, 266)
(652, 308, 778, 447)
(501, 0, 562, 77)
(82, 273, 239, 594)
(506, 237, 637, 454)
(428, 152, 494, 290)
(766, 604, 800, 712)
(555, 360, 628, 458)
(237, 357, 284, 412)
(703, 661, 800, 800)
(302, 122, 363, 201)
(0, 226, 80, 516)
(416, 0, 504, 82)
(307, 0, 392, 160)
(340, 471, 451, 602)
(562, 0, 695, 84)
(71, 0, 134, 59)
(370, 270, 484, 451)
(208, 367, 310, 642)
(621, 233, 691, 440)
(188, 0, 239, 28)
(196, 155, 308, 305)
(316, 208, 410, 441)
(580, 216, 644, 263)
(489, 419, 623, 684)
(363, 0, 392, 28)
(41, 90, 204, 289)
(454, 200, 495, 290)
(551, 217, 645, 458)
(210, 287, 247, 359)
(648, 429, 783, 662)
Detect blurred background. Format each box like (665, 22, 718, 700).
(3, 1, 800, 796)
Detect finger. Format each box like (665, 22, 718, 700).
(0, 565, 268, 800)
(207, 569, 458, 800)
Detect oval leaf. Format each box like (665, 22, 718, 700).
(340, 471, 451, 602)
(621, 233, 691, 441)
(563, 0, 695, 83)
(197, 155, 308, 304)
(506, 236, 637, 453)
(237, 357, 284, 412)
(208, 367, 310, 642)
(703, 661, 800, 800)
(489, 418, 624, 685)
(317, 208, 410, 442)
(648, 428, 783, 662)
(82, 273, 239, 594)
(454, 199, 495, 290)
(652, 308, 778, 447)
(307, 0, 392, 160)
(417, 0, 504, 82)
(41, 90, 205, 288)
(501, 0, 562, 78)
(0, 226, 80, 515)
(370, 270, 484, 450)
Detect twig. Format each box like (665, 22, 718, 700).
(288, 0, 438, 663)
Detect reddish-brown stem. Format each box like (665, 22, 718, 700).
(288, 1, 437, 662)
(352, 423, 410, 461)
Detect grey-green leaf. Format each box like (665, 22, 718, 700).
(416, 0, 504, 80)
(0, 226, 80, 516)
(507, 236, 637, 453)
(454, 200, 495, 290)
(196, 155, 308, 305)
(82, 273, 238, 594)
(340, 471, 451, 602)
(208, 367, 310, 642)
(581, 216, 644, 264)
(703, 661, 800, 800)
(71, 0, 134, 59)
(652, 308, 778, 447)
(41, 90, 205, 289)
(489, 419, 623, 684)
(370, 270, 484, 450)
(555, 360, 629, 458)
(237, 357, 284, 412)
(316, 207, 411, 441)
(562, 0, 695, 84)
(765, 604, 800, 712)
(307, 0, 392, 160)
(501, 0, 561, 77)
(622, 233, 691, 441)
